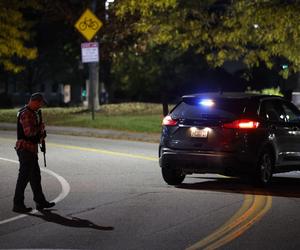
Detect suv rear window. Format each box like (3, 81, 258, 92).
(171, 98, 248, 120)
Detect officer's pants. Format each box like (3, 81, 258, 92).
(13, 150, 46, 206)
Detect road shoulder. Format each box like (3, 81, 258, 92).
(0, 122, 160, 143)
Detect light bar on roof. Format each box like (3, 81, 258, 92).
(199, 99, 215, 107)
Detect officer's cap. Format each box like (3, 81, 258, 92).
(30, 92, 48, 105)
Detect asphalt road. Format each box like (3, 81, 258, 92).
(1, 130, 300, 250)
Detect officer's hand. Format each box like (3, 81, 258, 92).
(40, 123, 46, 137)
(40, 122, 45, 132)
(41, 130, 47, 139)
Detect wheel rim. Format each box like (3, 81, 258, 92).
(260, 153, 272, 183)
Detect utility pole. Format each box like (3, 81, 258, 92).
(89, 0, 100, 120)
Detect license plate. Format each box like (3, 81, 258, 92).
(190, 128, 208, 138)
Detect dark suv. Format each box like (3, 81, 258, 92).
(159, 93, 300, 185)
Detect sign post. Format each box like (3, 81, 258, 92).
(75, 8, 103, 120)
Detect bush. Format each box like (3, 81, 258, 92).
(246, 86, 283, 96)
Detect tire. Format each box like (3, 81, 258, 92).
(161, 167, 185, 185)
(255, 149, 274, 185)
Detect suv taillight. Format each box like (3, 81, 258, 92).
(223, 119, 259, 129)
(162, 115, 178, 126)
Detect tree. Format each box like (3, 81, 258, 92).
(0, 0, 38, 73)
(111, 43, 210, 114)
(115, 0, 300, 79)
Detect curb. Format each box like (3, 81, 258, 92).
(0, 123, 160, 143)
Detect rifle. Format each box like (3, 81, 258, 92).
(38, 110, 47, 167)
(41, 135, 46, 167)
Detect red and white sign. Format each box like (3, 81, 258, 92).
(81, 42, 99, 63)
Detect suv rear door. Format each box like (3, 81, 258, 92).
(280, 100, 300, 163)
(260, 98, 300, 164)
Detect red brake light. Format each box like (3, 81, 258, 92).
(162, 115, 178, 126)
(223, 119, 259, 129)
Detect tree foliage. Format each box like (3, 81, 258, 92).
(112, 45, 185, 101)
(115, 0, 300, 78)
(0, 0, 38, 73)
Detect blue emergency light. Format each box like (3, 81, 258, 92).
(199, 99, 215, 107)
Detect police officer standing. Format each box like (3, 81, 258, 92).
(13, 93, 55, 213)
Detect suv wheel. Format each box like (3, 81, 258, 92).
(256, 149, 273, 185)
(161, 168, 185, 185)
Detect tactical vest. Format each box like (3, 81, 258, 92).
(17, 106, 40, 143)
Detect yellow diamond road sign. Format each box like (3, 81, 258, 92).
(75, 8, 103, 41)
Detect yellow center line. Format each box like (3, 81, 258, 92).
(208, 195, 272, 250)
(186, 194, 272, 250)
(0, 138, 157, 162)
(186, 194, 254, 250)
(48, 142, 157, 162)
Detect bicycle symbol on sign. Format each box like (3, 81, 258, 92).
(79, 17, 99, 31)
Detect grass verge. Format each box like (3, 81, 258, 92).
(0, 103, 166, 133)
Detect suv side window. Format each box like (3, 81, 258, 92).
(281, 101, 300, 123)
(260, 100, 285, 122)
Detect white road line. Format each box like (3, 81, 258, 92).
(0, 157, 70, 225)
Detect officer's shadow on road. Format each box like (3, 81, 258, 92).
(177, 174, 300, 198)
(28, 210, 114, 231)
